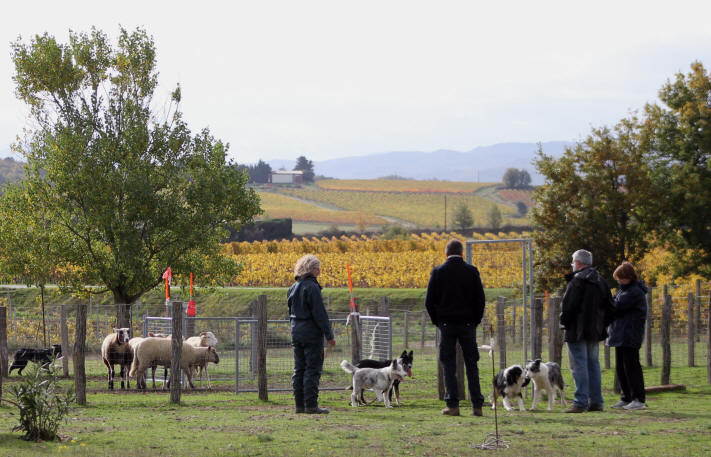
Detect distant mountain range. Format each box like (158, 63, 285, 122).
(269, 141, 571, 184)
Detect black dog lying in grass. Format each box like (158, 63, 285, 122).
(9, 344, 62, 375)
(348, 350, 414, 405)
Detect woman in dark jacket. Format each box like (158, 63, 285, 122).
(288, 254, 335, 414)
(607, 262, 648, 410)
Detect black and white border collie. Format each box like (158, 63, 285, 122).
(341, 358, 410, 408)
(524, 359, 567, 411)
(351, 350, 414, 405)
(492, 364, 530, 411)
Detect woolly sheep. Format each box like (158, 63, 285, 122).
(101, 328, 133, 390)
(128, 333, 169, 390)
(185, 331, 219, 389)
(129, 337, 219, 389)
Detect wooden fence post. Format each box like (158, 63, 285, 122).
(456, 342, 465, 401)
(707, 291, 711, 385)
(74, 304, 88, 405)
(695, 279, 702, 343)
(0, 306, 6, 401)
(0, 306, 7, 378)
(403, 311, 409, 349)
(548, 297, 562, 366)
(688, 292, 695, 367)
(497, 297, 506, 369)
(60, 305, 70, 377)
(660, 290, 672, 385)
(170, 301, 183, 404)
(420, 312, 426, 349)
(532, 298, 543, 360)
(436, 327, 444, 400)
(250, 300, 258, 375)
(512, 300, 517, 343)
(256, 295, 268, 401)
(350, 313, 361, 364)
(645, 288, 653, 367)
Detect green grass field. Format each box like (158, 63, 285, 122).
(1, 348, 709, 456)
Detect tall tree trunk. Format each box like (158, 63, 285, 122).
(113, 290, 131, 331)
(40, 284, 47, 347)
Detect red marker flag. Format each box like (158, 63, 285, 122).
(346, 263, 356, 310)
(162, 267, 172, 300)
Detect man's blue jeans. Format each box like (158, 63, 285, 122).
(567, 341, 603, 408)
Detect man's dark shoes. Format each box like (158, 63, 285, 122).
(441, 406, 460, 416)
(305, 406, 329, 414)
(587, 404, 604, 412)
(564, 404, 587, 413)
(472, 407, 483, 417)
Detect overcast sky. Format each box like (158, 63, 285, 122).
(1, 0, 710, 164)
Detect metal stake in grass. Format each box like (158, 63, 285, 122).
(473, 334, 510, 451)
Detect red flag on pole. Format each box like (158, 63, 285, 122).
(347, 263, 356, 311)
(162, 267, 172, 300)
(187, 272, 196, 317)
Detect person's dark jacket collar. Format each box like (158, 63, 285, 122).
(565, 265, 596, 283)
(295, 273, 322, 290)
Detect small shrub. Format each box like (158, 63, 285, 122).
(10, 358, 74, 441)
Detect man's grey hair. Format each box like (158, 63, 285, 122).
(294, 254, 321, 278)
(572, 249, 593, 266)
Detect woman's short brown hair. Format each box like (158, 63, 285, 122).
(613, 262, 638, 282)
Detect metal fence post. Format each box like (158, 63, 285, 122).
(420, 312, 426, 350)
(403, 310, 409, 349)
(235, 318, 240, 394)
(496, 297, 507, 369)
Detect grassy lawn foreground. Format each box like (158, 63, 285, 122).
(0, 362, 709, 456)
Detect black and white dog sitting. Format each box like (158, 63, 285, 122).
(350, 350, 414, 405)
(341, 357, 410, 408)
(9, 344, 63, 375)
(492, 364, 530, 411)
(524, 359, 567, 411)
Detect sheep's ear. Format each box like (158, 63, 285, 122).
(113, 328, 120, 333)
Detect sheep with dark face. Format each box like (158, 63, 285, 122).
(101, 328, 133, 390)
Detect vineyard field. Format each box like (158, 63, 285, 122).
(497, 188, 535, 207)
(316, 178, 496, 193)
(275, 187, 525, 228)
(228, 231, 528, 288)
(257, 191, 386, 225)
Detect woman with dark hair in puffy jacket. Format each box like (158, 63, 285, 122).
(607, 262, 648, 411)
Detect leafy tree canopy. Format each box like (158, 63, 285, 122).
(4, 27, 261, 313)
(532, 120, 652, 290)
(294, 156, 314, 183)
(502, 168, 531, 188)
(641, 61, 711, 277)
(451, 202, 473, 230)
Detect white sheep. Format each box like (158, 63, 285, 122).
(128, 333, 170, 390)
(101, 328, 133, 390)
(185, 331, 219, 389)
(129, 337, 219, 389)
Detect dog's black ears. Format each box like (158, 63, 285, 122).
(534, 358, 541, 364)
(391, 359, 398, 369)
(400, 350, 408, 358)
(408, 350, 413, 357)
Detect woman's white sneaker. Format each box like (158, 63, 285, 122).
(611, 400, 629, 409)
(623, 400, 647, 410)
